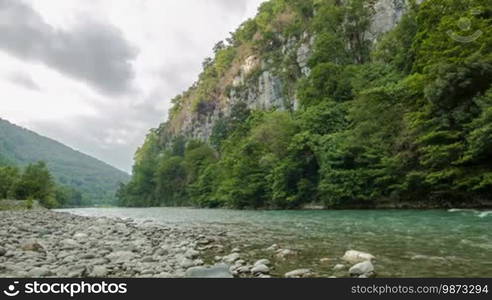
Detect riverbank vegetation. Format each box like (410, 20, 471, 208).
(118, 0, 492, 209)
(0, 119, 130, 206)
(0, 161, 82, 208)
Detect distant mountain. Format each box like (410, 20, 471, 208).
(0, 118, 130, 205)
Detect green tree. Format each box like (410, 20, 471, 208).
(155, 156, 187, 206)
(14, 161, 57, 208)
(0, 165, 20, 199)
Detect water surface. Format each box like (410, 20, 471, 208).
(58, 208, 492, 277)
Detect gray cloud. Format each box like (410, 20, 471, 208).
(0, 0, 138, 95)
(29, 93, 168, 173)
(0, 0, 265, 172)
(6, 72, 41, 91)
(214, 0, 250, 15)
(158, 61, 199, 91)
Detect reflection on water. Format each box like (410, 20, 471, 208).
(58, 208, 492, 277)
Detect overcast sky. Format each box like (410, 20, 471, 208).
(0, 0, 265, 173)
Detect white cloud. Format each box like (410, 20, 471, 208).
(0, 0, 265, 172)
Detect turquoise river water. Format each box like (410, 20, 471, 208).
(59, 208, 492, 277)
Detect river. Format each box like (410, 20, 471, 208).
(58, 208, 492, 277)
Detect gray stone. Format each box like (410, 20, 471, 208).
(178, 257, 195, 269)
(237, 266, 251, 274)
(4, 250, 16, 257)
(106, 251, 136, 263)
(342, 250, 375, 264)
(222, 253, 240, 264)
(254, 259, 270, 266)
(185, 264, 233, 278)
(21, 242, 45, 252)
(184, 249, 199, 259)
(91, 266, 108, 277)
(349, 261, 375, 277)
(28, 267, 52, 277)
(285, 269, 312, 278)
(81, 253, 96, 260)
(61, 239, 80, 249)
(73, 232, 88, 239)
(67, 267, 86, 278)
(142, 256, 155, 263)
(154, 248, 169, 256)
(251, 264, 269, 274)
(0, 247, 6, 256)
(276, 249, 296, 259)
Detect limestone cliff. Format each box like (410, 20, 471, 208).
(161, 0, 416, 143)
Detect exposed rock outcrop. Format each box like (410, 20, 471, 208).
(167, 0, 416, 143)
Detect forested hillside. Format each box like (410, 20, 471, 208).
(118, 0, 492, 209)
(0, 119, 130, 206)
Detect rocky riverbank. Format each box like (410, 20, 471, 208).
(0, 210, 376, 278)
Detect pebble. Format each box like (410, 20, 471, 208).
(349, 261, 375, 277)
(0, 210, 222, 278)
(0, 210, 378, 279)
(91, 266, 108, 277)
(342, 250, 375, 264)
(251, 264, 269, 274)
(276, 249, 296, 259)
(184, 249, 199, 259)
(285, 269, 312, 278)
(222, 253, 240, 264)
(28, 267, 52, 277)
(185, 264, 233, 278)
(254, 259, 270, 266)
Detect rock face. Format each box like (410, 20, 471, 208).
(166, 0, 415, 143)
(368, 0, 409, 42)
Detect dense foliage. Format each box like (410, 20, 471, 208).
(119, 0, 492, 208)
(0, 119, 130, 206)
(0, 161, 81, 208)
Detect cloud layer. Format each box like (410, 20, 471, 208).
(0, 0, 138, 95)
(0, 0, 265, 172)
(5, 72, 41, 91)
